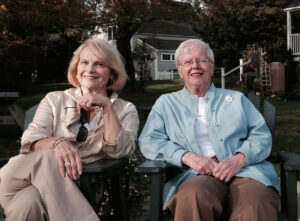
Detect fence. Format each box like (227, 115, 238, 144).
(158, 72, 180, 80)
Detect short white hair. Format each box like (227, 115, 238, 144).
(175, 39, 215, 66)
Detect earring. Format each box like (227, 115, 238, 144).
(107, 78, 115, 87)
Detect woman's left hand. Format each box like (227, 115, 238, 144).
(212, 153, 247, 182)
(77, 94, 110, 111)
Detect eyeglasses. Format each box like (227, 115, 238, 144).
(180, 59, 209, 67)
(76, 108, 90, 142)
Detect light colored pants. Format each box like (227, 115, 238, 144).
(167, 175, 279, 221)
(0, 148, 100, 221)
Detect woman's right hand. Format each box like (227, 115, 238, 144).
(52, 140, 83, 180)
(181, 152, 217, 175)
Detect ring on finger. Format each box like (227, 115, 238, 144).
(82, 99, 89, 104)
(64, 161, 71, 167)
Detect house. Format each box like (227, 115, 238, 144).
(284, 0, 300, 61)
(98, 20, 199, 80)
(95, 1, 199, 80)
(97, 20, 198, 80)
(131, 20, 198, 80)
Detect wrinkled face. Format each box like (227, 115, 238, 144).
(76, 46, 112, 94)
(177, 46, 214, 94)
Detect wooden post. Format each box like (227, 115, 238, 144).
(258, 48, 264, 95)
(287, 10, 292, 50)
(221, 67, 225, 89)
(239, 59, 243, 82)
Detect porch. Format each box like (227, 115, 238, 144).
(284, 0, 300, 60)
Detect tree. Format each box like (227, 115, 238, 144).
(0, 0, 96, 91)
(132, 41, 155, 83)
(89, 0, 196, 91)
(192, 0, 288, 69)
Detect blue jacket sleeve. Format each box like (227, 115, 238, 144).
(234, 96, 272, 166)
(138, 100, 188, 167)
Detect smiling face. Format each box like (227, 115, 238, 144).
(177, 46, 214, 97)
(76, 46, 112, 95)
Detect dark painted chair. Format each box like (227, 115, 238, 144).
(247, 93, 261, 111)
(0, 104, 128, 220)
(135, 97, 300, 221)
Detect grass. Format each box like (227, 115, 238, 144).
(0, 77, 300, 158)
(270, 98, 300, 153)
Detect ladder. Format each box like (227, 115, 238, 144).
(260, 60, 271, 86)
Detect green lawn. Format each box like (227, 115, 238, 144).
(270, 98, 300, 153)
(0, 79, 299, 157)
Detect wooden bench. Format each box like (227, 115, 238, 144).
(0, 92, 25, 130)
(135, 94, 299, 221)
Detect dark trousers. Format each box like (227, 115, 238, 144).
(167, 175, 279, 221)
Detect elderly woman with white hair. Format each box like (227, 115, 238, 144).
(139, 39, 279, 220)
(0, 37, 139, 221)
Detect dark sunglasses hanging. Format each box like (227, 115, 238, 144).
(76, 108, 90, 142)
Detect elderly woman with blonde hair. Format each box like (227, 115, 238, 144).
(0, 37, 139, 221)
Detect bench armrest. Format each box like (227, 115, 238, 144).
(83, 158, 127, 176)
(134, 160, 169, 173)
(278, 151, 300, 171)
(278, 151, 300, 221)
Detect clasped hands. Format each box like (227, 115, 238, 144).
(182, 152, 247, 183)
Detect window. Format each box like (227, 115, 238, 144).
(162, 54, 171, 60)
(161, 53, 175, 61)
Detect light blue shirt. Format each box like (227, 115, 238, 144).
(139, 84, 279, 210)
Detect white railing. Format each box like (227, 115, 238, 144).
(290, 34, 300, 56)
(158, 72, 180, 80)
(221, 50, 266, 88)
(221, 59, 250, 89)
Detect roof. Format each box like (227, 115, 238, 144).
(137, 20, 197, 37)
(142, 39, 183, 50)
(284, 0, 300, 11)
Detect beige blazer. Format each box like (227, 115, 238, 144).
(20, 88, 139, 164)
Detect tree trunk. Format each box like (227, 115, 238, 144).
(116, 36, 136, 92)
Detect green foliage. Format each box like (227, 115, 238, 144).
(0, 0, 96, 91)
(242, 43, 260, 60)
(132, 41, 155, 83)
(194, 0, 288, 69)
(265, 40, 289, 63)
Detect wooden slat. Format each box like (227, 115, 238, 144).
(0, 92, 19, 101)
(8, 103, 25, 130)
(0, 92, 19, 98)
(0, 116, 17, 125)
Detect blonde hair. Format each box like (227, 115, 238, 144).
(67, 37, 127, 90)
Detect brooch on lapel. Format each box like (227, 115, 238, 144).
(225, 95, 233, 102)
